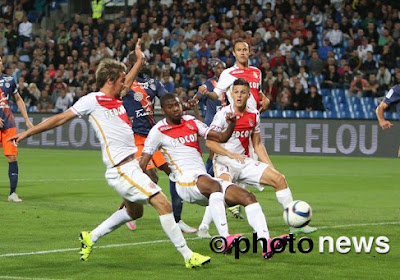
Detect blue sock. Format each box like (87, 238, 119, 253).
(205, 158, 214, 176)
(169, 181, 183, 223)
(9, 161, 18, 195)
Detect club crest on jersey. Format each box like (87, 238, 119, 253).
(186, 123, 194, 130)
(249, 118, 253, 126)
(253, 71, 259, 79)
(134, 92, 143, 101)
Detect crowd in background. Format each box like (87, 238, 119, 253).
(1, 0, 400, 114)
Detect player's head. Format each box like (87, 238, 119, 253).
(127, 49, 148, 77)
(231, 78, 250, 110)
(209, 58, 226, 78)
(160, 93, 183, 124)
(96, 58, 127, 93)
(232, 40, 250, 66)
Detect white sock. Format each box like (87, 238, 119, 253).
(159, 213, 193, 261)
(209, 192, 229, 237)
(245, 203, 270, 245)
(199, 206, 212, 230)
(91, 208, 131, 243)
(276, 188, 293, 209)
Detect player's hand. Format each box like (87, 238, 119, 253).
(225, 112, 237, 125)
(0, 118, 4, 128)
(25, 119, 34, 129)
(198, 85, 208, 96)
(259, 95, 270, 113)
(7, 131, 28, 146)
(379, 120, 393, 130)
(227, 152, 246, 164)
(135, 38, 144, 61)
(187, 98, 199, 108)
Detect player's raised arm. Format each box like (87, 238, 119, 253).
(195, 85, 219, 101)
(206, 139, 246, 163)
(120, 38, 144, 98)
(206, 112, 237, 143)
(376, 101, 393, 130)
(7, 109, 77, 145)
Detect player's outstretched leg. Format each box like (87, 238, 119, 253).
(149, 192, 210, 268)
(260, 167, 317, 234)
(170, 181, 197, 233)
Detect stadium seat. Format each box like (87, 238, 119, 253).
(282, 110, 295, 118)
(323, 111, 338, 119)
(321, 88, 331, 96)
(337, 111, 351, 119)
(260, 110, 269, 118)
(352, 111, 365, 119)
(384, 112, 393, 120)
(392, 112, 399, 120)
(365, 111, 377, 119)
(309, 111, 323, 118)
(269, 110, 283, 118)
(296, 110, 310, 118)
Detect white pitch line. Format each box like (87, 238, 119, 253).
(0, 276, 63, 280)
(1, 221, 398, 258)
(0, 178, 103, 183)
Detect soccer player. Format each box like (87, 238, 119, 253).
(121, 52, 196, 233)
(196, 40, 269, 112)
(195, 58, 244, 224)
(0, 56, 33, 202)
(140, 93, 287, 259)
(8, 41, 210, 268)
(201, 78, 317, 235)
(376, 85, 400, 157)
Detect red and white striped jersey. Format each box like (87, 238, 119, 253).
(214, 65, 263, 110)
(143, 115, 211, 180)
(71, 92, 137, 168)
(210, 104, 260, 156)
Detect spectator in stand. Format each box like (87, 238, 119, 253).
(376, 63, 392, 91)
(37, 88, 54, 112)
(361, 51, 378, 75)
(326, 23, 343, 47)
(18, 16, 32, 43)
(349, 71, 369, 97)
(305, 85, 325, 112)
(54, 88, 73, 112)
(289, 82, 306, 111)
(364, 73, 381, 97)
(357, 37, 373, 60)
(322, 64, 340, 89)
(308, 51, 324, 76)
(276, 86, 292, 110)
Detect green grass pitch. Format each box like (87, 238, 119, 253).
(0, 148, 398, 280)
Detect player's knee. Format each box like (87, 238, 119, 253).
(274, 172, 287, 189)
(208, 181, 222, 194)
(242, 192, 257, 206)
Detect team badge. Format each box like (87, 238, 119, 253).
(149, 182, 157, 189)
(134, 92, 143, 102)
(249, 118, 253, 126)
(5, 83, 10, 88)
(186, 123, 194, 130)
(253, 72, 258, 79)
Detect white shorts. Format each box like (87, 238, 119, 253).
(213, 155, 270, 191)
(105, 159, 161, 204)
(175, 172, 234, 206)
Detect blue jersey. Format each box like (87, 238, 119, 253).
(123, 77, 168, 136)
(383, 85, 400, 121)
(195, 77, 227, 126)
(0, 74, 17, 129)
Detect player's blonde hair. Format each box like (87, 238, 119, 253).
(96, 58, 127, 88)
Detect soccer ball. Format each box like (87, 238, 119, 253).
(283, 200, 312, 228)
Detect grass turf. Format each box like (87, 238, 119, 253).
(0, 148, 398, 280)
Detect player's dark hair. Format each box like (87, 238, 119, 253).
(160, 93, 178, 108)
(233, 78, 250, 88)
(96, 58, 127, 88)
(233, 40, 250, 51)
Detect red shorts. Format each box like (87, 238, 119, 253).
(0, 127, 18, 156)
(134, 134, 166, 170)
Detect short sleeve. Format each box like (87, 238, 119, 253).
(214, 70, 234, 97)
(143, 126, 162, 155)
(210, 110, 227, 132)
(194, 119, 211, 139)
(383, 87, 400, 106)
(156, 79, 169, 96)
(70, 93, 96, 116)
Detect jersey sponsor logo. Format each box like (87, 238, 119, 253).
(135, 108, 154, 118)
(159, 125, 173, 132)
(131, 82, 155, 125)
(248, 81, 260, 89)
(104, 105, 127, 119)
(171, 133, 198, 147)
(0, 89, 10, 109)
(232, 130, 252, 138)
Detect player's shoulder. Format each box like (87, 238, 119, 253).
(153, 118, 170, 131)
(246, 106, 259, 115)
(248, 66, 261, 72)
(182, 115, 196, 122)
(392, 84, 400, 94)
